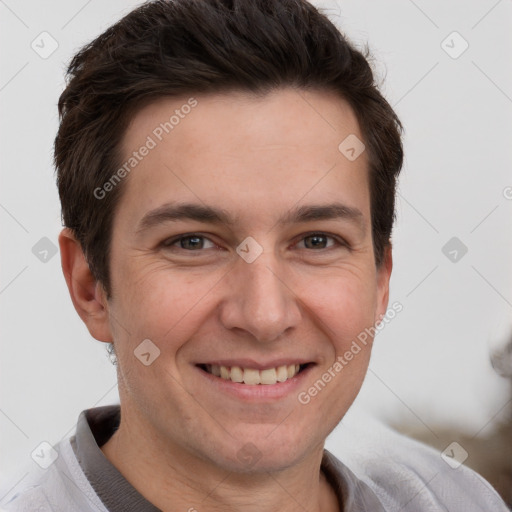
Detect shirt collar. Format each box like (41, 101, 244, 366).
(72, 405, 383, 512)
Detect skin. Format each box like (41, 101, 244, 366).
(59, 87, 392, 512)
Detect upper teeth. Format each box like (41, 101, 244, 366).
(206, 364, 301, 385)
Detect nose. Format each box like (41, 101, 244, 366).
(219, 250, 302, 343)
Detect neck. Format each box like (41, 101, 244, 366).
(100, 406, 340, 512)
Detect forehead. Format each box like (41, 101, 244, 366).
(116, 88, 370, 230)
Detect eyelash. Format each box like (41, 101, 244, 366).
(160, 232, 348, 254)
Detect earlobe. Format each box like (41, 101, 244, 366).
(58, 228, 113, 342)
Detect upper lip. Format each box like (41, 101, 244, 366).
(196, 358, 314, 370)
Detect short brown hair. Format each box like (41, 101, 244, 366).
(55, 0, 403, 297)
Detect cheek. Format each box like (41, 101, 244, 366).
(297, 268, 378, 345)
(308, 278, 377, 406)
(109, 259, 222, 348)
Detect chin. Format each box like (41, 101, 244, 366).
(216, 426, 316, 474)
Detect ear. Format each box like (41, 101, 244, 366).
(58, 228, 113, 342)
(374, 243, 393, 325)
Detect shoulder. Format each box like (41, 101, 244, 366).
(326, 407, 509, 512)
(1, 438, 108, 512)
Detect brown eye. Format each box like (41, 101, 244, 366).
(162, 234, 216, 251)
(297, 233, 344, 250)
(303, 234, 330, 249)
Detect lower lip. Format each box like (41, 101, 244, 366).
(195, 364, 315, 401)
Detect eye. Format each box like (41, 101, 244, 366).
(295, 232, 345, 250)
(160, 231, 348, 254)
(161, 234, 217, 251)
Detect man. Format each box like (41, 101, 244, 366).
(2, 0, 508, 510)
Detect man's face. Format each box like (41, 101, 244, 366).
(102, 88, 391, 472)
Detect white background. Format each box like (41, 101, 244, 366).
(1, 0, 511, 498)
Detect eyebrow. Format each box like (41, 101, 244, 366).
(136, 201, 365, 234)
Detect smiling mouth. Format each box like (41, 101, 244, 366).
(197, 363, 312, 385)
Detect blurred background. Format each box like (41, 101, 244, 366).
(1, 0, 511, 506)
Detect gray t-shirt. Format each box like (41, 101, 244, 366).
(1, 405, 508, 511)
